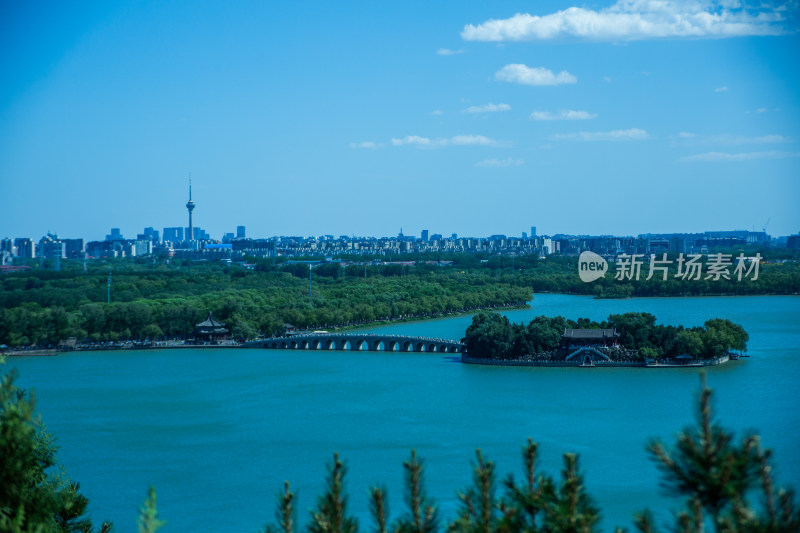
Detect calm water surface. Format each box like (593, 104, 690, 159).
(9, 295, 800, 532)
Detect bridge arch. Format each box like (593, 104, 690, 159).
(565, 347, 610, 363)
(251, 335, 464, 354)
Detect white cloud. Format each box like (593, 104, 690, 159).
(717, 134, 789, 144)
(673, 133, 791, 145)
(679, 151, 800, 162)
(552, 128, 649, 141)
(451, 134, 503, 146)
(756, 107, 768, 113)
(464, 103, 512, 113)
(349, 141, 382, 149)
(476, 158, 524, 167)
(431, 109, 444, 116)
(715, 86, 730, 92)
(530, 110, 597, 120)
(495, 64, 577, 86)
(391, 136, 432, 147)
(461, 2, 788, 42)
(390, 134, 508, 148)
(437, 48, 465, 55)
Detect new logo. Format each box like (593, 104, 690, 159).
(578, 251, 608, 283)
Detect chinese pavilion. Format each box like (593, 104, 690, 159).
(561, 329, 619, 348)
(193, 312, 229, 343)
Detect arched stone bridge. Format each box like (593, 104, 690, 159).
(244, 333, 463, 353)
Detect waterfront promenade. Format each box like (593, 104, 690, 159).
(460, 354, 732, 367)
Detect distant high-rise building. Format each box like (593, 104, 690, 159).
(186, 227, 209, 241)
(531, 226, 537, 237)
(788, 234, 800, 250)
(0, 238, 13, 255)
(14, 238, 35, 259)
(451, 233, 458, 240)
(163, 227, 184, 243)
(134, 240, 153, 256)
(137, 227, 160, 243)
(106, 228, 124, 241)
(63, 239, 86, 259)
(38, 233, 65, 259)
(421, 229, 429, 242)
(186, 180, 196, 241)
(236, 225, 246, 239)
(522, 231, 528, 239)
(87, 240, 123, 258)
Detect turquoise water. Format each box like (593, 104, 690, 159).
(8, 295, 800, 532)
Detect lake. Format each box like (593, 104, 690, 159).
(8, 294, 800, 532)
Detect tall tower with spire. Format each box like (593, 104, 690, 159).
(186, 178, 195, 242)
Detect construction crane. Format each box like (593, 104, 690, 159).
(762, 218, 770, 233)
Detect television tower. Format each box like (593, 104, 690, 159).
(186, 177, 195, 242)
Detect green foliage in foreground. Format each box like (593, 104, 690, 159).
(463, 312, 749, 361)
(0, 363, 111, 533)
(1, 359, 798, 532)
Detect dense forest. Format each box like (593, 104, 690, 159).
(0, 260, 530, 347)
(2, 364, 797, 532)
(463, 311, 749, 361)
(1, 250, 796, 348)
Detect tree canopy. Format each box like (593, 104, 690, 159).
(463, 312, 748, 361)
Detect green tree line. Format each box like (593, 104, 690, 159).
(2, 252, 795, 347)
(0, 264, 530, 347)
(463, 312, 748, 361)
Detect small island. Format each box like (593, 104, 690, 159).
(461, 311, 748, 367)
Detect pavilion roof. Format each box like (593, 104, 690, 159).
(562, 328, 619, 340)
(196, 312, 226, 328)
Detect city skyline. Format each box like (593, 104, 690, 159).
(0, 176, 793, 243)
(1, 1, 799, 239)
(3, 176, 791, 243)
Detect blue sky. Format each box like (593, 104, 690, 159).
(1, 0, 798, 241)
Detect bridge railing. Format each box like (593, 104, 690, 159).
(243, 333, 464, 351)
(261, 333, 462, 344)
